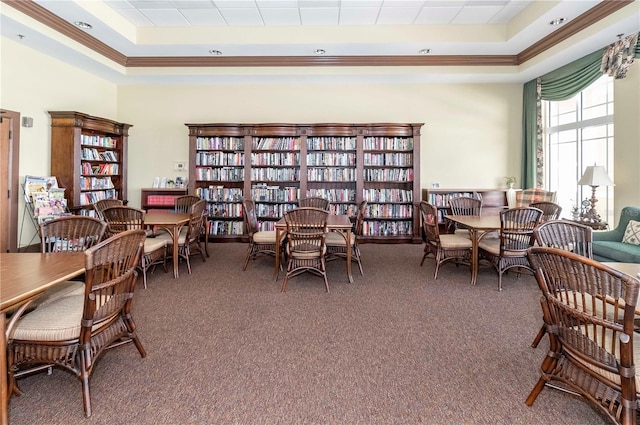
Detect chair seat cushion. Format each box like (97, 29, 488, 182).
(325, 231, 355, 246)
(144, 237, 167, 253)
(35, 280, 85, 308)
(12, 295, 88, 342)
(478, 237, 500, 254)
(439, 234, 473, 249)
(253, 230, 277, 243)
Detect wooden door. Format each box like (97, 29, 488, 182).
(0, 110, 20, 252)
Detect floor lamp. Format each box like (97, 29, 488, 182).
(577, 165, 615, 223)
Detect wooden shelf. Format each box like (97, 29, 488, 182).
(141, 188, 188, 211)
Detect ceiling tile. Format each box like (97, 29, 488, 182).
(128, 1, 175, 9)
(414, 7, 461, 24)
(218, 8, 265, 25)
(112, 7, 155, 25)
(452, 5, 502, 23)
(341, 0, 383, 7)
(300, 7, 340, 25)
(172, 1, 216, 9)
(255, 0, 298, 8)
(299, 1, 340, 8)
(340, 7, 380, 25)
(104, 0, 136, 9)
(377, 7, 422, 24)
(139, 9, 190, 26)
(490, 5, 526, 23)
(381, 0, 426, 7)
(260, 8, 301, 25)
(213, 0, 257, 8)
(180, 8, 227, 26)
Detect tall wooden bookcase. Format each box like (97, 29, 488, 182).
(49, 111, 131, 210)
(187, 123, 422, 243)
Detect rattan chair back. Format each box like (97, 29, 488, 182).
(241, 198, 279, 270)
(174, 195, 202, 213)
(9, 229, 147, 417)
(282, 207, 329, 292)
(101, 206, 145, 235)
(534, 219, 592, 258)
(526, 247, 640, 425)
(449, 196, 482, 216)
(298, 196, 330, 210)
(530, 201, 562, 222)
(93, 198, 123, 220)
(39, 215, 107, 253)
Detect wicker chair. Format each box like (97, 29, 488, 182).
(92, 198, 123, 220)
(419, 201, 473, 279)
(164, 199, 207, 274)
(530, 220, 593, 348)
(448, 196, 482, 236)
(242, 198, 279, 270)
(326, 200, 367, 275)
(8, 229, 147, 417)
(282, 207, 330, 292)
(478, 207, 543, 290)
(174, 195, 210, 257)
(34, 216, 107, 307)
(530, 201, 562, 222)
(101, 206, 168, 288)
(298, 196, 330, 211)
(526, 247, 640, 425)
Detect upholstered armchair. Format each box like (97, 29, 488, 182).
(592, 206, 640, 263)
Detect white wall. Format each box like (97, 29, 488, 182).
(0, 37, 118, 246)
(118, 83, 522, 208)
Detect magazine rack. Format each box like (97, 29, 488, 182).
(19, 176, 70, 250)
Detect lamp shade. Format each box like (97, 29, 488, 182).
(578, 165, 615, 186)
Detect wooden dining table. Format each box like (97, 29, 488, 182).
(444, 215, 502, 285)
(0, 252, 86, 425)
(144, 211, 191, 279)
(274, 214, 354, 283)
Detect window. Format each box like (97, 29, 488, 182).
(543, 75, 614, 223)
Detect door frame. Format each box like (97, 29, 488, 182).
(0, 109, 21, 252)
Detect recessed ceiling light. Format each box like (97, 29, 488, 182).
(549, 18, 567, 26)
(209, 50, 222, 55)
(314, 49, 326, 55)
(418, 49, 432, 55)
(74, 21, 92, 29)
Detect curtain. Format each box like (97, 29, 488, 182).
(601, 33, 639, 79)
(521, 33, 640, 188)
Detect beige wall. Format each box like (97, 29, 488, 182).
(118, 83, 522, 209)
(2, 37, 638, 247)
(0, 37, 118, 246)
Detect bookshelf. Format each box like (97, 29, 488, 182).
(49, 111, 131, 211)
(141, 188, 188, 212)
(422, 188, 511, 230)
(187, 123, 422, 243)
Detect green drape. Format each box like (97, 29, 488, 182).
(521, 36, 640, 188)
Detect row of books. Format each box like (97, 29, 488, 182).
(196, 167, 244, 181)
(307, 168, 357, 182)
(80, 134, 117, 148)
(329, 204, 356, 216)
(195, 186, 243, 202)
(363, 188, 413, 203)
(80, 189, 117, 206)
(80, 176, 114, 190)
(208, 220, 244, 236)
(362, 220, 413, 237)
(307, 152, 356, 166)
(363, 168, 413, 182)
(427, 192, 482, 208)
(196, 152, 244, 166)
(363, 137, 413, 151)
(251, 152, 299, 166)
(306, 188, 356, 202)
(253, 203, 297, 217)
(146, 195, 180, 206)
(196, 136, 245, 151)
(363, 153, 413, 166)
(251, 185, 299, 202)
(364, 203, 413, 219)
(82, 162, 119, 175)
(307, 137, 356, 150)
(206, 203, 243, 217)
(253, 137, 300, 150)
(81, 148, 118, 162)
(251, 168, 300, 181)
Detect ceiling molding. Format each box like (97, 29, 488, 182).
(517, 0, 634, 63)
(3, 0, 633, 69)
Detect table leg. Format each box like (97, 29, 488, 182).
(345, 228, 353, 283)
(274, 227, 284, 281)
(469, 229, 479, 286)
(1, 312, 8, 425)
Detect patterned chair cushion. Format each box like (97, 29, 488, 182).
(515, 189, 557, 207)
